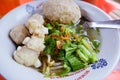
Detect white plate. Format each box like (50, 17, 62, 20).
(0, 0, 120, 80)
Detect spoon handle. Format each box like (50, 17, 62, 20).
(87, 20, 120, 28)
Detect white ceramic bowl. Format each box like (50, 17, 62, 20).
(0, 0, 120, 80)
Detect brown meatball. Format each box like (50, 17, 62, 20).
(42, 0, 81, 24)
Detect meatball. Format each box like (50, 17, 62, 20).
(42, 0, 81, 24)
(10, 24, 30, 45)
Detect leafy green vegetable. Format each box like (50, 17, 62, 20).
(57, 62, 71, 76)
(43, 38, 56, 55)
(92, 40, 100, 53)
(59, 50, 65, 60)
(45, 23, 52, 29)
(66, 54, 87, 71)
(66, 27, 76, 34)
(62, 42, 77, 58)
(41, 20, 100, 77)
(81, 38, 98, 62)
(76, 49, 89, 63)
(81, 38, 94, 51)
(78, 45, 91, 59)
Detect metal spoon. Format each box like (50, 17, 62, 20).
(83, 20, 120, 28)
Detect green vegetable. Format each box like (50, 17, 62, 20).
(41, 20, 100, 77)
(57, 61, 71, 76)
(81, 38, 94, 51)
(43, 38, 56, 55)
(50, 21, 61, 30)
(59, 50, 65, 60)
(62, 42, 77, 58)
(66, 27, 76, 34)
(81, 38, 98, 62)
(51, 30, 60, 36)
(45, 23, 52, 29)
(92, 40, 100, 53)
(76, 49, 89, 63)
(78, 45, 91, 59)
(66, 54, 86, 71)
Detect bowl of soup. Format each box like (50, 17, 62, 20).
(0, 0, 120, 80)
